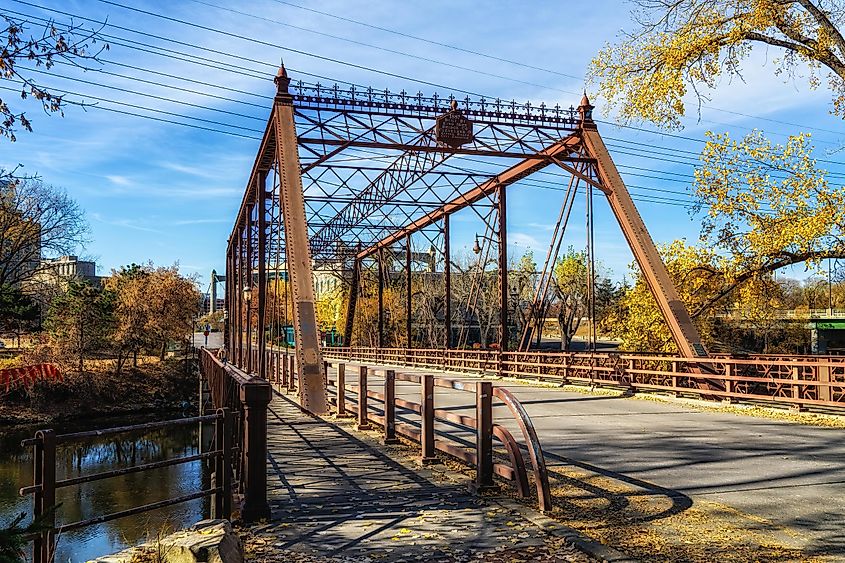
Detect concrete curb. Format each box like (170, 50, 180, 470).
(491, 497, 638, 563)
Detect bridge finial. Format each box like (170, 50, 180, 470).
(578, 91, 595, 129)
(275, 63, 291, 94)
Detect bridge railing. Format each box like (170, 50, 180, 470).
(308, 354, 551, 512)
(199, 348, 272, 522)
(324, 347, 845, 411)
(18, 411, 233, 563)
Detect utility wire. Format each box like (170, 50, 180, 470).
(86, 0, 489, 97)
(11, 4, 843, 156)
(264, 0, 845, 141)
(6, 8, 843, 185)
(184, 0, 580, 96)
(264, 0, 583, 81)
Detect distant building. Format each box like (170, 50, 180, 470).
(202, 295, 225, 315)
(314, 270, 341, 298)
(32, 255, 102, 288)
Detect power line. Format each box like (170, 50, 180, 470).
(13, 2, 844, 163)
(263, 0, 583, 81)
(184, 0, 580, 96)
(0, 84, 261, 140)
(85, 0, 490, 97)
(264, 0, 845, 142)
(7, 8, 843, 185)
(21, 65, 267, 122)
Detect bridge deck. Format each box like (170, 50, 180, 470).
(252, 392, 590, 562)
(328, 363, 844, 560)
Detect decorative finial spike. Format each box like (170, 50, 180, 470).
(580, 90, 590, 107)
(274, 62, 291, 97)
(577, 90, 595, 128)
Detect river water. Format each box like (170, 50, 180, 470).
(0, 416, 211, 562)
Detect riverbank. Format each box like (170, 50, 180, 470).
(0, 357, 197, 428)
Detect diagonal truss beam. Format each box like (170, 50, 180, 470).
(308, 126, 451, 258)
(357, 133, 583, 259)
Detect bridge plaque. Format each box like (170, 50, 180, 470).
(436, 100, 473, 147)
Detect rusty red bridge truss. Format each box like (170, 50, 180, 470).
(225, 67, 845, 413)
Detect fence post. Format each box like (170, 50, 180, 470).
(357, 365, 371, 430)
(336, 363, 352, 417)
(474, 381, 494, 492)
(213, 408, 233, 519)
(239, 379, 272, 522)
(723, 363, 733, 403)
(790, 365, 804, 412)
(818, 363, 832, 403)
(421, 374, 436, 464)
(33, 429, 56, 563)
(383, 370, 399, 444)
(287, 354, 296, 392)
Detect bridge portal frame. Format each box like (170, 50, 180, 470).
(226, 68, 709, 412)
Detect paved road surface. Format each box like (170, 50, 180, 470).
(329, 365, 845, 557)
(191, 331, 223, 349)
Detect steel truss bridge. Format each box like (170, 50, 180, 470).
(225, 67, 845, 414)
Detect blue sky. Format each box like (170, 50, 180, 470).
(1, 0, 843, 291)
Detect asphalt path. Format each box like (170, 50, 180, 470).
(329, 364, 845, 556)
(191, 331, 223, 349)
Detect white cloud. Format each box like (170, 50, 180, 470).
(105, 174, 133, 186)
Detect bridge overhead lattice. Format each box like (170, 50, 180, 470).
(226, 66, 710, 412)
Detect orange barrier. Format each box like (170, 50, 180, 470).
(1, 364, 62, 393)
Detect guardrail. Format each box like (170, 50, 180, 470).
(18, 412, 233, 563)
(258, 347, 551, 512)
(318, 347, 845, 411)
(230, 347, 552, 510)
(199, 348, 272, 522)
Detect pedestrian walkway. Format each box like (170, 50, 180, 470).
(243, 392, 593, 562)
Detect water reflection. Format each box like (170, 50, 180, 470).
(0, 418, 211, 562)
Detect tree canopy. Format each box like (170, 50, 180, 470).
(0, 177, 88, 287)
(588, 0, 845, 128)
(1, 13, 107, 141)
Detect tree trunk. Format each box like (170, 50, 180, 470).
(115, 350, 125, 375)
(159, 341, 166, 360)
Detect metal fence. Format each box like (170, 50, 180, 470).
(199, 348, 272, 522)
(259, 347, 551, 512)
(318, 347, 845, 411)
(18, 412, 233, 563)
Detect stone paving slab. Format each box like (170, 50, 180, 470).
(244, 393, 594, 562)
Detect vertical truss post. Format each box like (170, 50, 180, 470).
(237, 229, 245, 368)
(246, 207, 254, 373)
(225, 241, 232, 356)
(444, 215, 452, 349)
(257, 172, 268, 380)
(406, 235, 412, 348)
(378, 251, 385, 348)
(345, 257, 360, 347)
(273, 67, 328, 413)
(498, 185, 509, 351)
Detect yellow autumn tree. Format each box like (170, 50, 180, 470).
(315, 284, 347, 334)
(691, 130, 845, 304)
(588, 0, 845, 128)
(603, 240, 725, 352)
